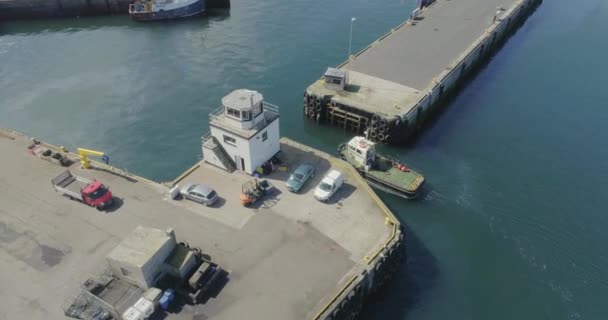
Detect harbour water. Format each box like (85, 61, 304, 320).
(1, 0, 607, 319)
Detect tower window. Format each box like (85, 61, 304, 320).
(226, 107, 240, 119)
(253, 103, 262, 117)
(328, 77, 342, 85)
(262, 131, 268, 141)
(242, 110, 252, 121)
(223, 135, 236, 146)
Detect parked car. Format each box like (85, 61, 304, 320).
(51, 170, 113, 211)
(286, 164, 315, 193)
(314, 170, 344, 202)
(180, 184, 218, 206)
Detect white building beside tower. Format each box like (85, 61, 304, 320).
(202, 89, 280, 175)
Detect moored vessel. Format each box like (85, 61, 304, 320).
(338, 136, 425, 199)
(129, 0, 205, 21)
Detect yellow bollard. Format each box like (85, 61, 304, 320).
(80, 157, 91, 169)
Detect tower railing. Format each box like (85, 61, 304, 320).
(262, 102, 279, 115)
(209, 102, 280, 119)
(208, 106, 225, 123)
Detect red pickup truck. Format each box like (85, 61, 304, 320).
(51, 170, 113, 210)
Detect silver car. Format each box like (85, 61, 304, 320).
(180, 183, 218, 206)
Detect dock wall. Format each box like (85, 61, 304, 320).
(305, 0, 542, 144)
(0, 0, 230, 20)
(314, 229, 405, 320)
(309, 156, 407, 320)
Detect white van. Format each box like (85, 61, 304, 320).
(314, 170, 344, 202)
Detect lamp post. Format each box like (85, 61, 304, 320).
(348, 17, 356, 61)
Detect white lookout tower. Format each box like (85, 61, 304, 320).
(202, 89, 281, 175)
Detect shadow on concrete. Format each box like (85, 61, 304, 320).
(210, 197, 226, 208)
(413, 16, 425, 21)
(345, 84, 362, 93)
(196, 269, 230, 304)
(149, 301, 185, 320)
(104, 197, 124, 213)
(260, 187, 283, 209)
(150, 270, 230, 320)
(294, 175, 321, 195)
(359, 222, 439, 320)
(243, 199, 265, 210)
(326, 182, 356, 205)
(244, 186, 282, 210)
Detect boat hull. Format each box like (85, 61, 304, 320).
(130, 0, 205, 21)
(360, 172, 419, 199)
(337, 143, 423, 199)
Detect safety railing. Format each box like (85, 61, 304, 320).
(262, 101, 279, 115)
(208, 106, 225, 123)
(209, 101, 280, 125)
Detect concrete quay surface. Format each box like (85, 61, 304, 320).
(344, 0, 521, 92)
(0, 128, 399, 320)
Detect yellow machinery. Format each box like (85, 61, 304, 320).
(77, 148, 106, 169)
(239, 179, 273, 206)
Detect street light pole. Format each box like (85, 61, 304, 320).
(348, 17, 356, 61)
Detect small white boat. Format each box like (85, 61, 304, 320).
(129, 0, 205, 22)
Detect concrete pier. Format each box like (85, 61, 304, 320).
(0, 127, 403, 320)
(305, 0, 542, 144)
(0, 0, 230, 20)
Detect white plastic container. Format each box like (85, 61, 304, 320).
(133, 297, 155, 318)
(143, 287, 162, 305)
(169, 185, 180, 200)
(122, 307, 144, 320)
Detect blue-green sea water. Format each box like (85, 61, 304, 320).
(1, 0, 607, 319)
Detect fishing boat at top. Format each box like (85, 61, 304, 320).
(338, 136, 425, 199)
(129, 0, 205, 21)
